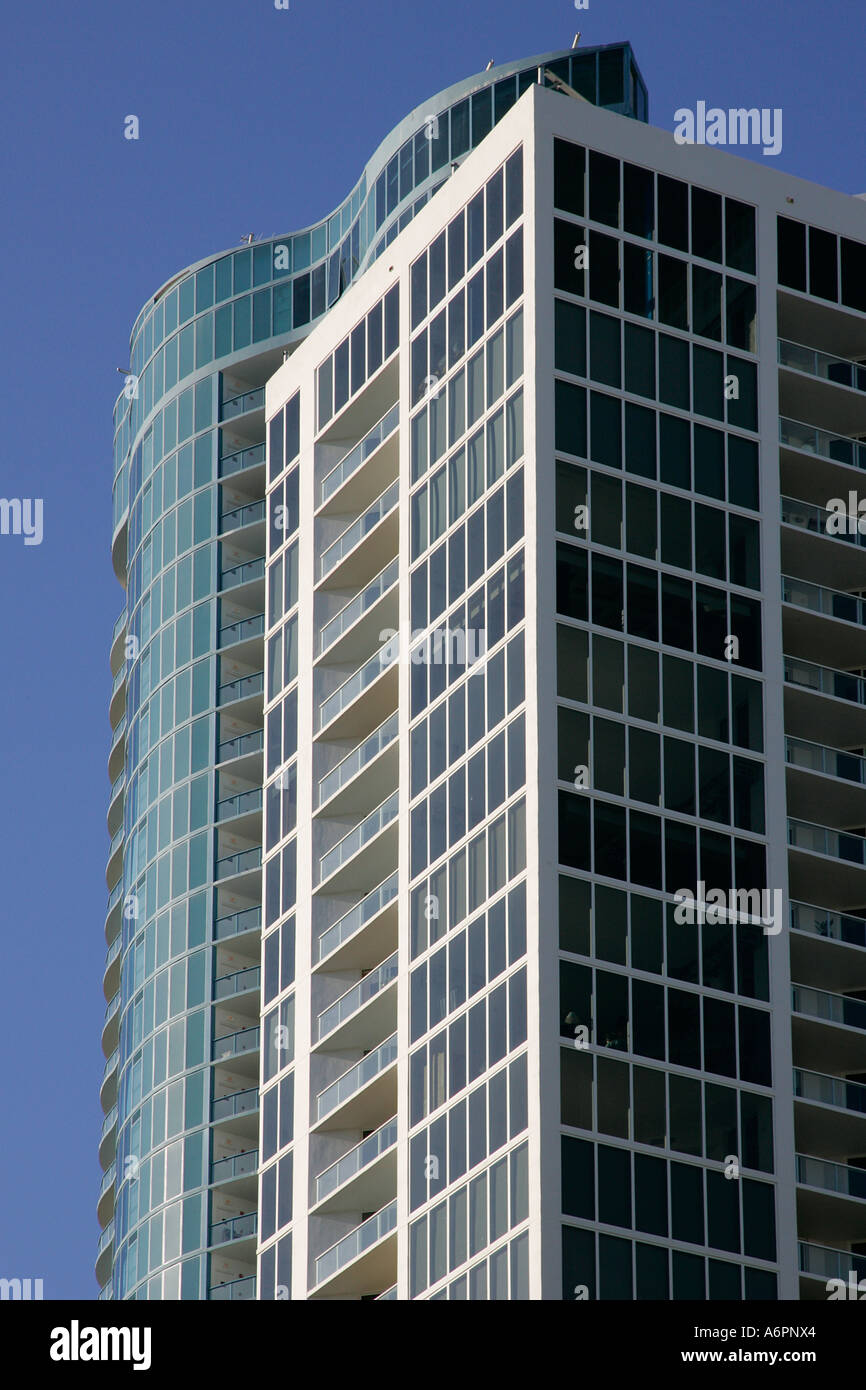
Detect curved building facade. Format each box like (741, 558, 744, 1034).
(98, 43, 649, 1301)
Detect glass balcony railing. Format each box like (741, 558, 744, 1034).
(217, 728, 264, 762)
(215, 846, 262, 880)
(101, 1106, 118, 1141)
(788, 818, 866, 866)
(214, 965, 261, 1000)
(793, 984, 866, 1032)
(219, 613, 265, 647)
(110, 715, 127, 752)
(317, 872, 398, 962)
(321, 403, 399, 504)
(782, 575, 866, 626)
(219, 440, 266, 480)
(781, 495, 866, 549)
(108, 772, 124, 806)
(112, 610, 127, 643)
(218, 671, 264, 706)
(210, 1212, 258, 1246)
(214, 905, 262, 940)
(220, 386, 265, 420)
(98, 1164, 116, 1200)
(211, 1149, 258, 1184)
(784, 655, 866, 707)
(220, 557, 266, 592)
(315, 1200, 398, 1285)
(780, 417, 866, 472)
(794, 1067, 866, 1115)
(376, 1285, 398, 1300)
(318, 713, 399, 807)
(96, 1220, 115, 1258)
(104, 934, 122, 970)
(319, 558, 399, 655)
(791, 900, 866, 950)
(316, 1118, 398, 1203)
(786, 736, 866, 784)
(102, 1049, 119, 1085)
(98, 1282, 113, 1301)
(319, 791, 398, 883)
(111, 666, 126, 698)
(318, 645, 397, 730)
(798, 1241, 866, 1280)
(317, 1033, 398, 1120)
(220, 499, 266, 533)
(209, 1275, 256, 1301)
(104, 992, 120, 1023)
(212, 1086, 260, 1121)
(107, 880, 124, 913)
(212, 1028, 261, 1064)
(797, 1154, 866, 1200)
(216, 788, 263, 821)
(317, 952, 399, 1041)
(107, 825, 123, 861)
(779, 339, 866, 394)
(320, 480, 400, 578)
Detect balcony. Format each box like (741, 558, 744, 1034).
(318, 790, 398, 891)
(319, 479, 399, 583)
(212, 1086, 260, 1140)
(100, 1048, 119, 1111)
(315, 872, 399, 971)
(97, 1163, 116, 1228)
(102, 992, 121, 1056)
(215, 845, 262, 882)
(317, 645, 398, 738)
(788, 817, 866, 905)
(784, 655, 866, 748)
(103, 932, 122, 1000)
(209, 1212, 258, 1248)
(220, 557, 265, 594)
(219, 440, 266, 481)
(781, 496, 866, 592)
(792, 901, 866, 952)
(209, 1275, 256, 1301)
(796, 1155, 866, 1248)
(318, 557, 398, 660)
(106, 825, 123, 890)
(98, 1105, 118, 1167)
(316, 951, 399, 1051)
(794, 1068, 866, 1162)
(95, 1219, 114, 1285)
(214, 964, 261, 1001)
(312, 1201, 398, 1297)
(218, 613, 265, 650)
(778, 340, 866, 442)
(320, 402, 399, 508)
(781, 416, 866, 473)
(315, 1032, 398, 1129)
(314, 1118, 398, 1212)
(216, 788, 263, 824)
(220, 386, 265, 422)
(219, 499, 266, 536)
(105, 881, 123, 945)
(107, 771, 124, 835)
(317, 712, 399, 813)
(108, 715, 126, 782)
(780, 339, 866, 395)
(799, 1240, 866, 1296)
(785, 736, 866, 826)
(211, 1149, 259, 1196)
(212, 1029, 261, 1065)
(218, 671, 264, 708)
(214, 904, 262, 941)
(217, 727, 263, 765)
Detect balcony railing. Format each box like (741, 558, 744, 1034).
(107, 880, 124, 913)
(785, 655, 866, 707)
(791, 900, 866, 950)
(210, 1212, 258, 1246)
(781, 495, 866, 549)
(96, 1220, 115, 1258)
(318, 712, 399, 807)
(788, 817, 866, 866)
(317, 952, 399, 1041)
(794, 1067, 866, 1115)
(779, 339, 866, 394)
(104, 935, 122, 970)
(111, 666, 126, 698)
(780, 416, 866, 472)
(102, 1049, 119, 1085)
(317, 1033, 398, 1120)
(209, 1275, 256, 1301)
(319, 791, 398, 883)
(110, 715, 126, 752)
(782, 576, 866, 626)
(215, 846, 262, 880)
(318, 645, 397, 730)
(793, 984, 866, 1032)
(104, 992, 120, 1023)
(319, 558, 399, 655)
(211, 1149, 258, 1184)
(315, 1200, 398, 1285)
(99, 1164, 116, 1199)
(215, 905, 262, 940)
(219, 613, 265, 648)
(216, 788, 263, 821)
(219, 440, 266, 480)
(320, 480, 400, 579)
(220, 499, 266, 533)
(220, 557, 265, 592)
(218, 728, 264, 762)
(786, 736, 866, 784)
(212, 1085, 260, 1121)
(796, 1154, 866, 1200)
(798, 1241, 866, 1280)
(112, 609, 127, 643)
(214, 965, 261, 1000)
(212, 1029, 261, 1064)
(321, 403, 399, 504)
(317, 873, 399, 962)
(101, 1106, 118, 1140)
(220, 386, 265, 420)
(316, 1118, 399, 1203)
(108, 772, 124, 806)
(218, 671, 264, 706)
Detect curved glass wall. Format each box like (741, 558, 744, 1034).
(99, 41, 647, 1301)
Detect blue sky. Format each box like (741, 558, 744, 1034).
(0, 0, 861, 1301)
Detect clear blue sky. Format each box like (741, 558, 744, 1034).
(0, 0, 860, 1301)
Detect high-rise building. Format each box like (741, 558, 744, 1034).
(98, 40, 866, 1302)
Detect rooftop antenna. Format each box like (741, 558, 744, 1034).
(485, 59, 494, 70)
(572, 32, 581, 48)
(240, 233, 256, 245)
